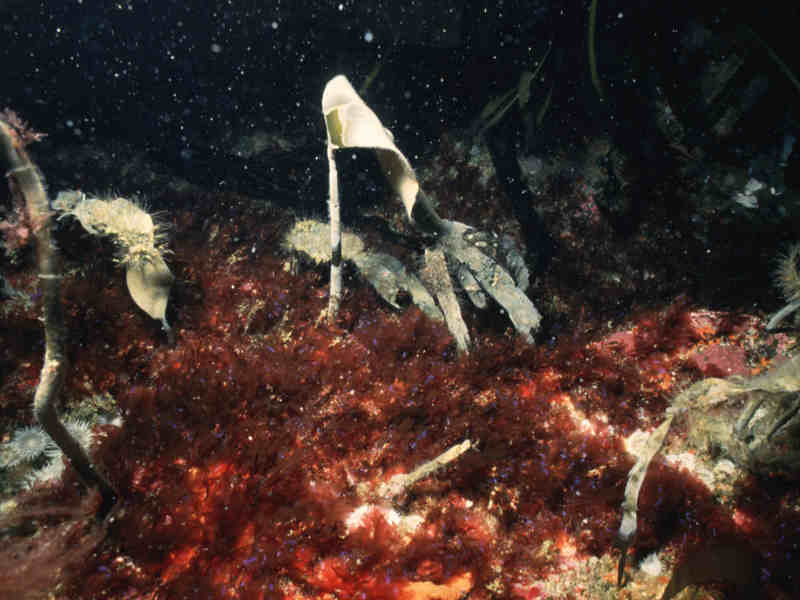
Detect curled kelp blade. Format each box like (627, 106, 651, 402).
(322, 74, 420, 220)
(126, 254, 174, 331)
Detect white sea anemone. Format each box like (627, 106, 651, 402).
(24, 456, 66, 489)
(64, 419, 95, 451)
(1, 426, 56, 467)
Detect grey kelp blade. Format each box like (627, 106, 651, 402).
(439, 220, 541, 342)
(284, 218, 443, 325)
(420, 247, 470, 353)
(457, 263, 488, 309)
(350, 251, 443, 324)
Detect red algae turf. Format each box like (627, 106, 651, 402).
(1, 190, 799, 600)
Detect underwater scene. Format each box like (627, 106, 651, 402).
(2, 1, 800, 598)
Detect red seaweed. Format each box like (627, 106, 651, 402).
(1, 187, 798, 599)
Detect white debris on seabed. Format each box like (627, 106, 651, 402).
(663, 451, 715, 488)
(344, 503, 424, 537)
(733, 177, 765, 208)
(622, 428, 652, 457)
(639, 552, 664, 577)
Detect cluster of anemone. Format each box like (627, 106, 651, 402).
(0, 425, 57, 468)
(0, 419, 96, 490)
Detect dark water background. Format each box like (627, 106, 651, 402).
(3, 2, 797, 190)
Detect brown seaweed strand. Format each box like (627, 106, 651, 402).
(0, 118, 117, 517)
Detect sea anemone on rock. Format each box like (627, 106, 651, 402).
(1, 426, 56, 467)
(64, 419, 95, 452)
(24, 455, 67, 489)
